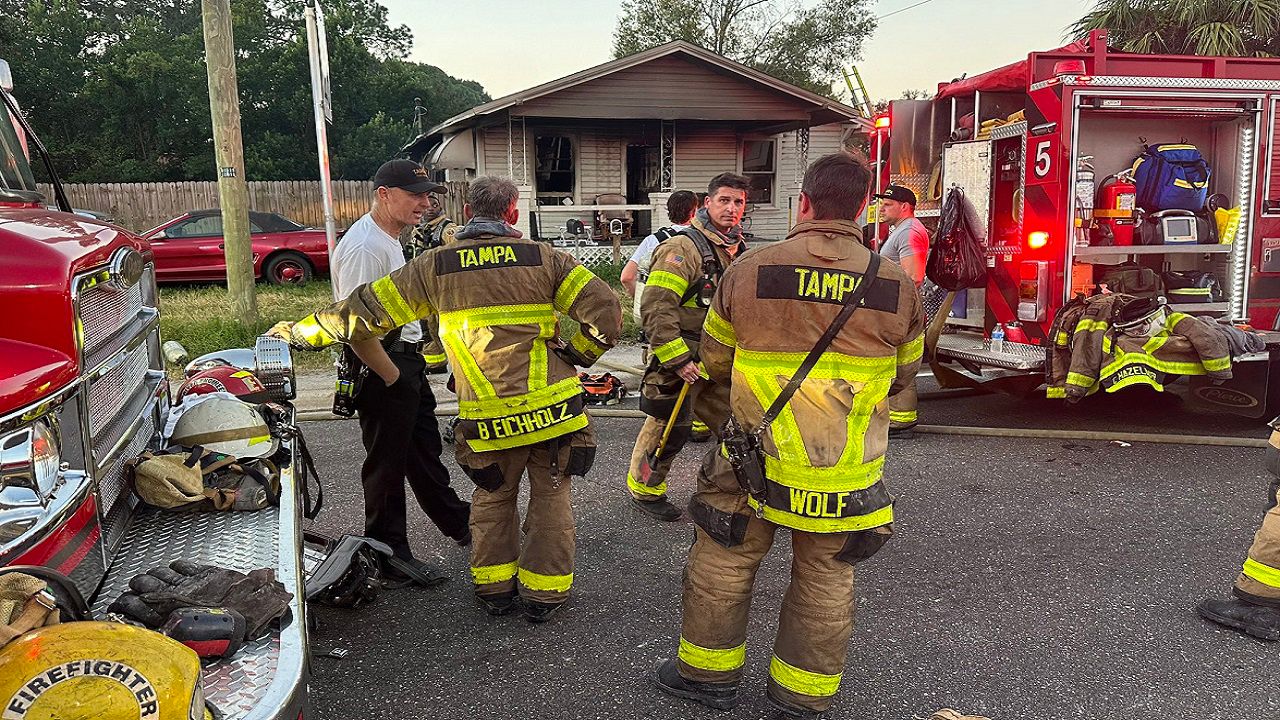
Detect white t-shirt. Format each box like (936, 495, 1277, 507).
(630, 224, 689, 317)
(331, 213, 422, 342)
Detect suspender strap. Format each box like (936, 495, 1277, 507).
(754, 253, 882, 434)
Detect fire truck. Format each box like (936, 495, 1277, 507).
(870, 29, 1280, 418)
(0, 61, 309, 715)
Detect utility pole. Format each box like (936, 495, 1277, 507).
(306, 1, 338, 261)
(201, 0, 257, 325)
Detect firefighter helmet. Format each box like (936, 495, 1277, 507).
(169, 397, 274, 459)
(0, 621, 209, 720)
(176, 366, 271, 404)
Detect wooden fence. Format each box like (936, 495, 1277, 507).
(36, 179, 470, 234)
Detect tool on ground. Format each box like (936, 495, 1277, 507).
(638, 381, 690, 483)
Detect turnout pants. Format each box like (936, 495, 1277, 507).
(674, 453, 890, 713)
(457, 429, 595, 604)
(1234, 474, 1280, 605)
(888, 380, 918, 429)
(355, 351, 470, 558)
(626, 364, 730, 502)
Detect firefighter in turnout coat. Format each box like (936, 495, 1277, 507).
(624, 174, 749, 521)
(652, 154, 924, 718)
(277, 176, 621, 623)
(407, 191, 460, 373)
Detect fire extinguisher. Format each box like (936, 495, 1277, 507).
(1094, 171, 1137, 246)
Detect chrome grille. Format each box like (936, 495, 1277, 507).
(80, 278, 144, 354)
(99, 411, 155, 551)
(88, 340, 150, 439)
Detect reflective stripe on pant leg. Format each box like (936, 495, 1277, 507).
(888, 411, 917, 424)
(627, 472, 667, 497)
(769, 656, 842, 698)
(626, 416, 673, 500)
(517, 567, 573, 593)
(678, 637, 745, 672)
(471, 561, 518, 585)
(1243, 558, 1280, 588)
(518, 442, 575, 602)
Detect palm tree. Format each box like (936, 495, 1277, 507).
(1070, 0, 1280, 57)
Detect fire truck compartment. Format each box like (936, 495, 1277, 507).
(91, 438, 308, 719)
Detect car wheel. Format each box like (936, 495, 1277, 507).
(264, 251, 313, 285)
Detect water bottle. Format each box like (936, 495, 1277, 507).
(990, 325, 1006, 354)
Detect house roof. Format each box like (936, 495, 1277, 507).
(424, 41, 868, 137)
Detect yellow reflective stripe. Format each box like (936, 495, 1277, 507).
(466, 412, 590, 452)
(1244, 558, 1280, 588)
(627, 472, 667, 497)
(458, 375, 583, 418)
(442, 332, 497, 399)
(1158, 144, 1197, 151)
(1173, 178, 1194, 189)
(647, 270, 689, 297)
(1143, 334, 1172, 353)
(897, 334, 924, 365)
(529, 339, 548, 392)
(763, 455, 884, 493)
(471, 561, 517, 585)
(517, 567, 573, 593)
(423, 352, 448, 365)
(292, 315, 336, 348)
(703, 308, 737, 347)
(769, 656, 842, 697)
(1169, 288, 1212, 295)
(1046, 386, 1066, 398)
(889, 410, 917, 423)
(654, 337, 691, 363)
(371, 277, 417, 326)
(749, 496, 893, 533)
(692, 419, 710, 432)
(1066, 372, 1095, 388)
(438, 303, 556, 332)
(1203, 356, 1231, 372)
(1055, 331, 1070, 346)
(678, 638, 745, 672)
(1107, 374, 1164, 393)
(570, 331, 607, 361)
(554, 265, 595, 313)
(1099, 353, 1209, 378)
(1075, 318, 1108, 333)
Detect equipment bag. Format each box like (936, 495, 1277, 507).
(926, 187, 987, 291)
(131, 447, 279, 512)
(1163, 270, 1223, 304)
(1131, 143, 1211, 212)
(1098, 263, 1164, 299)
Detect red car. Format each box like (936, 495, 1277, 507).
(143, 209, 331, 284)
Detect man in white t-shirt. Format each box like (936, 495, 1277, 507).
(873, 184, 930, 437)
(331, 160, 471, 581)
(620, 190, 700, 319)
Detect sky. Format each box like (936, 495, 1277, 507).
(382, 0, 1096, 104)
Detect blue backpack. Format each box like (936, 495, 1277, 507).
(1131, 143, 1211, 212)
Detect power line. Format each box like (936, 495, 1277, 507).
(877, 0, 938, 20)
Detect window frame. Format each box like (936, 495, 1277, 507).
(1265, 97, 1280, 216)
(739, 136, 778, 208)
(533, 134, 578, 206)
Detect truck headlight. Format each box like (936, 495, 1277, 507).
(0, 420, 61, 502)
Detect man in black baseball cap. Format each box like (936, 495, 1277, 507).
(873, 183, 930, 438)
(873, 184, 917, 207)
(373, 158, 449, 195)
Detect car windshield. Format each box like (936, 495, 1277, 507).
(0, 91, 40, 202)
(252, 212, 306, 232)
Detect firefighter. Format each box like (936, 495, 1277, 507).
(624, 174, 749, 521)
(874, 184, 930, 438)
(1196, 427, 1280, 640)
(652, 153, 924, 718)
(408, 190, 459, 373)
(274, 175, 622, 623)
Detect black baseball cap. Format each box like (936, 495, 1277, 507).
(372, 159, 447, 194)
(873, 184, 917, 206)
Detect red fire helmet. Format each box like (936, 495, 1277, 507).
(176, 366, 271, 404)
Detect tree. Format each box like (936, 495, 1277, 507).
(1070, 0, 1280, 57)
(612, 0, 876, 97)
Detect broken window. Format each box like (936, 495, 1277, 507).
(535, 136, 575, 205)
(742, 139, 776, 205)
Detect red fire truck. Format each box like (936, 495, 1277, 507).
(870, 29, 1280, 418)
(0, 61, 309, 715)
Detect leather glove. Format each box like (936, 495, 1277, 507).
(108, 560, 292, 638)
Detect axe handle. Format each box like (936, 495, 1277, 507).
(656, 382, 692, 456)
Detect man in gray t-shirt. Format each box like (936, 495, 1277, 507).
(874, 184, 930, 436)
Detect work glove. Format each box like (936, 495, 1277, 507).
(107, 560, 292, 638)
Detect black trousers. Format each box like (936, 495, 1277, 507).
(354, 351, 470, 558)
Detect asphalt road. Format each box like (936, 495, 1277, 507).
(300, 414, 1279, 720)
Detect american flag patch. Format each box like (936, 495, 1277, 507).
(667, 254, 685, 265)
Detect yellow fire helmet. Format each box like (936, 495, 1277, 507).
(0, 621, 210, 720)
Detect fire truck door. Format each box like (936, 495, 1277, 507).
(940, 140, 992, 328)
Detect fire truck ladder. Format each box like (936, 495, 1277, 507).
(843, 65, 873, 119)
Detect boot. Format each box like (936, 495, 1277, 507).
(690, 421, 712, 443)
(524, 599, 563, 624)
(650, 658, 739, 711)
(476, 591, 518, 616)
(1196, 597, 1280, 641)
(888, 424, 916, 440)
(630, 496, 682, 522)
(766, 690, 824, 719)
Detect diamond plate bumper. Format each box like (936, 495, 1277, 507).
(93, 441, 309, 719)
(936, 332, 1047, 371)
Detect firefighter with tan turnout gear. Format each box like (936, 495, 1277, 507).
(1197, 422, 1280, 640)
(275, 176, 622, 623)
(624, 173, 749, 521)
(407, 190, 459, 373)
(652, 153, 924, 718)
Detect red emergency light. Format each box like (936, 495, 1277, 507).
(1028, 231, 1049, 249)
(874, 114, 890, 129)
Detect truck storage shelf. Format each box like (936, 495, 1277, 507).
(1168, 302, 1229, 313)
(1074, 245, 1232, 257)
(935, 333, 1046, 371)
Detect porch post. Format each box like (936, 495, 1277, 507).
(660, 120, 675, 192)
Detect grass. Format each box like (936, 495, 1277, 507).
(158, 263, 640, 375)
